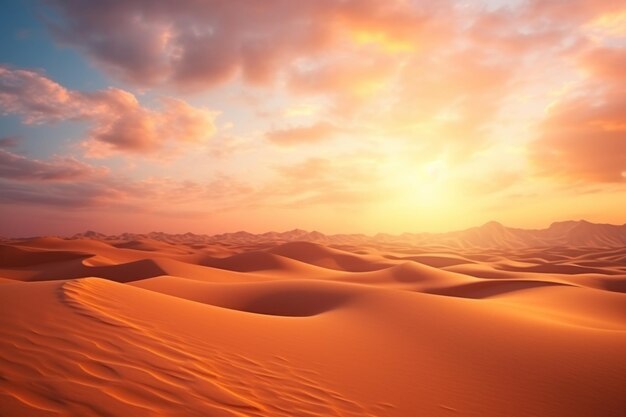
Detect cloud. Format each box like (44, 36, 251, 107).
(0, 179, 129, 208)
(530, 46, 626, 183)
(265, 122, 338, 146)
(0, 150, 135, 208)
(0, 66, 216, 155)
(580, 46, 626, 82)
(526, 0, 626, 26)
(286, 54, 397, 116)
(9, 0, 624, 223)
(42, 0, 446, 90)
(258, 156, 387, 207)
(0, 136, 20, 149)
(0, 149, 104, 181)
(84, 93, 216, 154)
(375, 47, 514, 160)
(0, 148, 255, 212)
(0, 66, 77, 123)
(0, 149, 133, 211)
(288, 55, 394, 97)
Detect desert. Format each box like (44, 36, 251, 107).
(1, 221, 625, 417)
(2, 1, 626, 416)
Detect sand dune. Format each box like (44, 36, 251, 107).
(0, 243, 91, 267)
(268, 241, 393, 271)
(1, 224, 625, 416)
(133, 277, 359, 317)
(113, 239, 193, 255)
(199, 250, 339, 276)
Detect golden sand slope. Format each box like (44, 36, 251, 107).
(1, 237, 625, 417)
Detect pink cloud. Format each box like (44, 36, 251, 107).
(0, 149, 103, 181)
(0, 66, 216, 155)
(0, 66, 77, 123)
(0, 125, 224, 218)
(0, 150, 133, 208)
(0, 148, 255, 213)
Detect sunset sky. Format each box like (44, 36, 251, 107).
(1, 0, 625, 236)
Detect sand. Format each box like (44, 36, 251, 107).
(1, 223, 625, 416)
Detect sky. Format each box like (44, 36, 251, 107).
(0, 0, 625, 237)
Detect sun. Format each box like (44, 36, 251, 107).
(386, 158, 450, 207)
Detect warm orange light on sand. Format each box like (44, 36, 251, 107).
(2, 223, 625, 416)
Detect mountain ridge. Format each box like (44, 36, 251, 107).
(27, 220, 624, 249)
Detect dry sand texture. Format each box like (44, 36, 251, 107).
(1, 221, 625, 417)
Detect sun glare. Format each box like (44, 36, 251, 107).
(386, 158, 450, 208)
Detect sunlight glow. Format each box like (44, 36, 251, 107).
(384, 158, 451, 210)
(350, 29, 415, 53)
(586, 9, 626, 38)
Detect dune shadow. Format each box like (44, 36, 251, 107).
(201, 252, 288, 272)
(31, 259, 168, 283)
(238, 288, 351, 317)
(426, 280, 574, 299)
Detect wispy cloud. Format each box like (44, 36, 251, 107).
(265, 122, 339, 146)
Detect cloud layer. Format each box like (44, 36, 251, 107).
(44, 0, 445, 89)
(2, 0, 626, 235)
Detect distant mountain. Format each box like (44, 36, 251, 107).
(540, 220, 626, 247)
(66, 220, 626, 249)
(413, 220, 626, 249)
(72, 230, 107, 240)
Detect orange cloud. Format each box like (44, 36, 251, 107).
(0, 66, 216, 155)
(0, 66, 76, 123)
(530, 46, 626, 183)
(287, 55, 393, 105)
(260, 156, 387, 208)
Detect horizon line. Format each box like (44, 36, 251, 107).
(3, 218, 626, 240)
